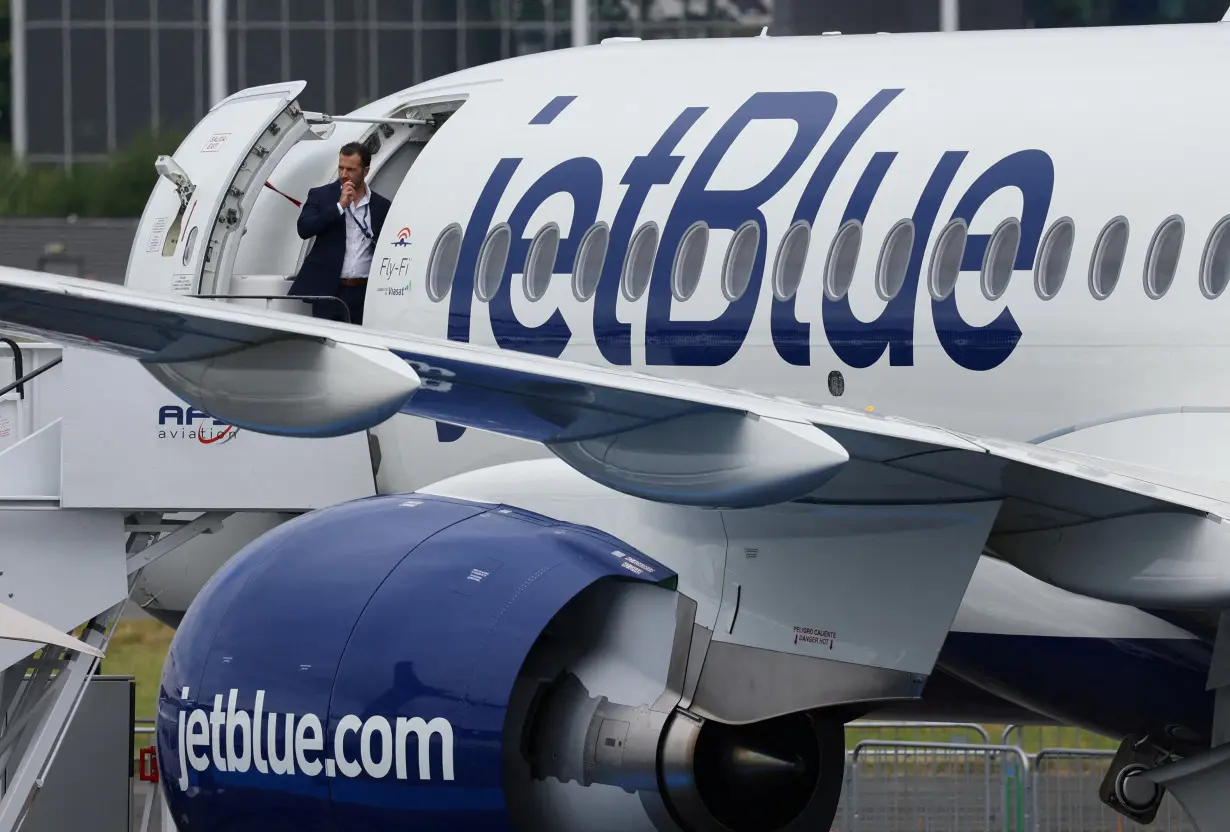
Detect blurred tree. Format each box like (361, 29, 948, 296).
(0, 0, 10, 145)
(0, 128, 186, 218)
(1025, 0, 1226, 26)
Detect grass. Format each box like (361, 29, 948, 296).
(98, 619, 1121, 755)
(845, 723, 1119, 755)
(99, 618, 175, 720)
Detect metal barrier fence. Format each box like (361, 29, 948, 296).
(833, 722, 1197, 832)
(127, 717, 1196, 830)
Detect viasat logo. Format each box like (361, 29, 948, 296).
(157, 405, 240, 445)
(392, 227, 412, 247)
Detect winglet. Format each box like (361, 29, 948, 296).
(0, 603, 104, 659)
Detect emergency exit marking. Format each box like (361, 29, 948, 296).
(202, 133, 231, 153)
(146, 217, 168, 253)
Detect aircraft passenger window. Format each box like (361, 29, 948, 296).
(426, 223, 463, 302)
(773, 221, 810, 302)
(1089, 216, 1129, 300)
(1034, 217, 1075, 301)
(475, 223, 512, 303)
(982, 218, 1022, 301)
(672, 222, 709, 302)
(572, 222, 609, 302)
(621, 222, 659, 302)
(926, 218, 967, 301)
(723, 220, 760, 302)
(824, 219, 862, 302)
(1144, 215, 1184, 299)
(1200, 215, 1230, 299)
(877, 219, 915, 301)
(524, 223, 561, 302)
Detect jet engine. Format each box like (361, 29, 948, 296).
(155, 493, 848, 832)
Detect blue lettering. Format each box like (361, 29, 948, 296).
(780, 89, 903, 366)
(645, 91, 838, 367)
(820, 151, 897, 369)
(447, 158, 521, 344)
(489, 157, 602, 358)
(158, 405, 225, 426)
(594, 107, 707, 366)
(449, 91, 1051, 378)
(824, 151, 968, 368)
(435, 423, 466, 443)
(530, 95, 577, 126)
(934, 149, 1054, 371)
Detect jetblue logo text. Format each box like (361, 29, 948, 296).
(448, 89, 1051, 373)
(173, 687, 454, 790)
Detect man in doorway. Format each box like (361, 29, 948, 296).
(289, 141, 391, 325)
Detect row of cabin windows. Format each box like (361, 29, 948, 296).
(423, 213, 1230, 307)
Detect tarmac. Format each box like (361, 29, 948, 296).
(122, 599, 164, 831)
(131, 781, 165, 832)
(127, 773, 1194, 832)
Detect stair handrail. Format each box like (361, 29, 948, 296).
(0, 345, 61, 400)
(190, 293, 353, 324)
(0, 339, 23, 399)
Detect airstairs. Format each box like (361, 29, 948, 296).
(0, 337, 378, 831)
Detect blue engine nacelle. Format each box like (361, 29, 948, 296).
(156, 493, 846, 832)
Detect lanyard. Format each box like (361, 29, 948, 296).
(346, 203, 373, 240)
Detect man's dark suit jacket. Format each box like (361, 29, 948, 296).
(289, 180, 392, 299)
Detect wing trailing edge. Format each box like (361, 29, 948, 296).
(1, 266, 1229, 528)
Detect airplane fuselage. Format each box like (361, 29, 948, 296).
(365, 23, 1230, 467)
(61, 22, 1230, 831)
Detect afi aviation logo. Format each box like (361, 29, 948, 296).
(157, 405, 240, 445)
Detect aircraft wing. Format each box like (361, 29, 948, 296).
(0, 266, 1226, 530)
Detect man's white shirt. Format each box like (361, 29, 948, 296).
(337, 188, 374, 278)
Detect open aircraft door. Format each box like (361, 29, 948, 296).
(125, 81, 321, 298)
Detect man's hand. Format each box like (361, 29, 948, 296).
(340, 181, 357, 208)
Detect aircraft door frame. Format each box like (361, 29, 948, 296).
(124, 81, 320, 299)
(282, 94, 469, 282)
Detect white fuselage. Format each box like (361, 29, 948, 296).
(355, 23, 1230, 492)
(125, 23, 1219, 671)
(59, 26, 1228, 827)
